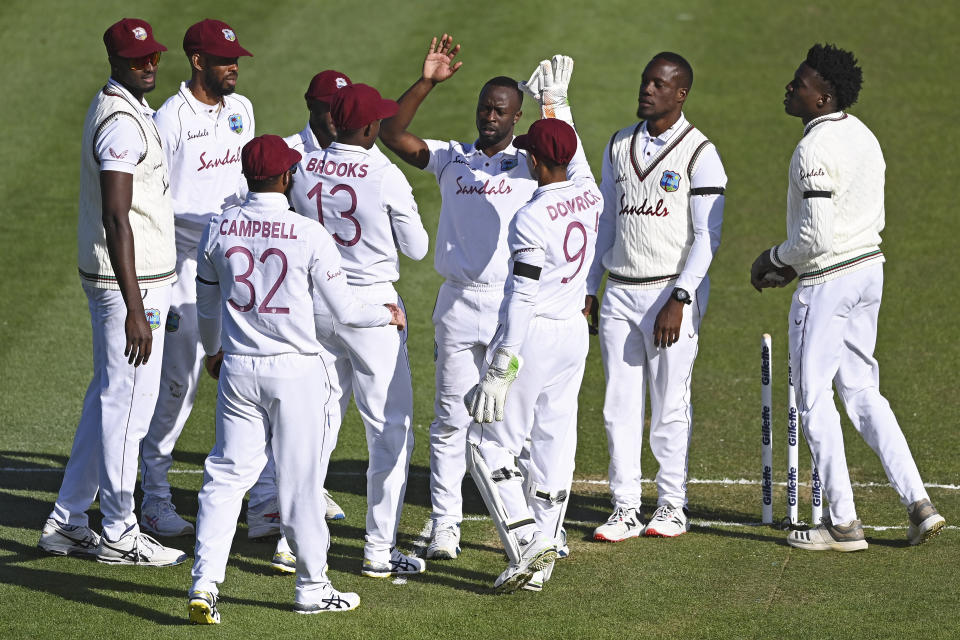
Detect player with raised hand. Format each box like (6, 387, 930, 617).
(750, 44, 945, 551)
(288, 82, 429, 579)
(188, 135, 404, 623)
(379, 34, 589, 561)
(465, 118, 602, 593)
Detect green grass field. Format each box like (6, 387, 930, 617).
(1, 0, 958, 637)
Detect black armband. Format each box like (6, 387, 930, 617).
(513, 261, 542, 280)
(690, 186, 725, 196)
(802, 190, 832, 199)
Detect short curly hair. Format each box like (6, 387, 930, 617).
(804, 44, 863, 110)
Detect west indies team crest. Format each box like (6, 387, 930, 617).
(660, 170, 681, 193)
(228, 114, 244, 134)
(165, 312, 180, 333)
(145, 308, 161, 331)
(500, 157, 518, 171)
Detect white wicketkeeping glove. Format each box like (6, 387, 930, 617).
(518, 55, 575, 126)
(465, 347, 523, 423)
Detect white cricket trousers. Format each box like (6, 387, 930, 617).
(315, 282, 414, 564)
(50, 281, 171, 540)
(599, 282, 707, 510)
(789, 263, 929, 524)
(140, 247, 204, 502)
(468, 314, 587, 546)
(430, 280, 504, 526)
(191, 352, 336, 600)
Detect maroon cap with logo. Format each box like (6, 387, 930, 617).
(183, 19, 252, 58)
(241, 135, 301, 181)
(304, 70, 352, 104)
(329, 83, 399, 130)
(103, 18, 167, 58)
(513, 119, 578, 165)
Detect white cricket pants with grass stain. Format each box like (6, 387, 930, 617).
(50, 281, 171, 541)
(315, 282, 414, 565)
(429, 280, 504, 527)
(599, 281, 707, 512)
(191, 352, 336, 600)
(788, 263, 929, 524)
(468, 314, 587, 546)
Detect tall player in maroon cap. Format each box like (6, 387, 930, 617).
(142, 19, 256, 538)
(189, 135, 404, 623)
(38, 18, 186, 567)
(464, 119, 602, 593)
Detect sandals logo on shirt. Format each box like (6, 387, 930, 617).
(659, 170, 681, 193)
(228, 114, 244, 134)
(145, 309, 161, 331)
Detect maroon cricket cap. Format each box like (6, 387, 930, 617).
(183, 19, 252, 58)
(513, 119, 577, 165)
(329, 83, 399, 130)
(305, 70, 352, 103)
(241, 135, 301, 181)
(103, 18, 167, 58)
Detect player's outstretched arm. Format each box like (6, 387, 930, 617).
(380, 34, 462, 170)
(100, 170, 151, 367)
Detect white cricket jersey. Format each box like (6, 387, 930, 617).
(288, 141, 427, 285)
(587, 114, 726, 293)
(195, 192, 391, 357)
(154, 82, 255, 248)
(768, 112, 885, 286)
(425, 134, 591, 286)
(284, 122, 322, 155)
(499, 178, 603, 353)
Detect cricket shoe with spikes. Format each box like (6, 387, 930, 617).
(361, 547, 426, 578)
(271, 536, 296, 574)
(593, 506, 643, 542)
(494, 532, 557, 594)
(294, 584, 360, 613)
(188, 590, 220, 625)
(787, 517, 868, 552)
(644, 505, 689, 537)
(907, 499, 946, 546)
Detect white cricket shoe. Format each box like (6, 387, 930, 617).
(294, 583, 360, 613)
(247, 500, 282, 540)
(361, 548, 426, 578)
(593, 506, 643, 542)
(426, 521, 461, 560)
(140, 499, 194, 537)
(522, 556, 558, 592)
(323, 489, 345, 521)
(494, 532, 557, 594)
(188, 590, 220, 625)
(37, 518, 100, 557)
(644, 505, 689, 538)
(907, 499, 946, 546)
(271, 536, 296, 574)
(96, 528, 187, 566)
(787, 517, 868, 552)
(556, 527, 570, 558)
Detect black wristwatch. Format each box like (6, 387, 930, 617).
(671, 287, 692, 304)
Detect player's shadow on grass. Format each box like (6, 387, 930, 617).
(0, 537, 287, 624)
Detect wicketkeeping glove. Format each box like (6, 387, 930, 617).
(465, 347, 523, 423)
(518, 55, 575, 125)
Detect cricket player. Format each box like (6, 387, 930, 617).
(379, 34, 589, 560)
(38, 18, 185, 566)
(750, 44, 945, 551)
(189, 135, 405, 623)
(586, 52, 727, 541)
(288, 82, 429, 578)
(141, 18, 254, 538)
(466, 118, 602, 593)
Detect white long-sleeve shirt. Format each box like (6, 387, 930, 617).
(195, 192, 391, 357)
(768, 112, 886, 285)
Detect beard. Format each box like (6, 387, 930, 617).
(204, 66, 236, 97)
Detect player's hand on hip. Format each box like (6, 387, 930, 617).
(384, 303, 406, 331)
(466, 347, 522, 423)
(422, 34, 463, 85)
(124, 310, 152, 367)
(582, 294, 599, 335)
(205, 350, 224, 380)
(653, 299, 684, 349)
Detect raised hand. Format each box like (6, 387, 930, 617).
(422, 34, 463, 85)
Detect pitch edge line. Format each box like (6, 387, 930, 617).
(1, 467, 957, 491)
